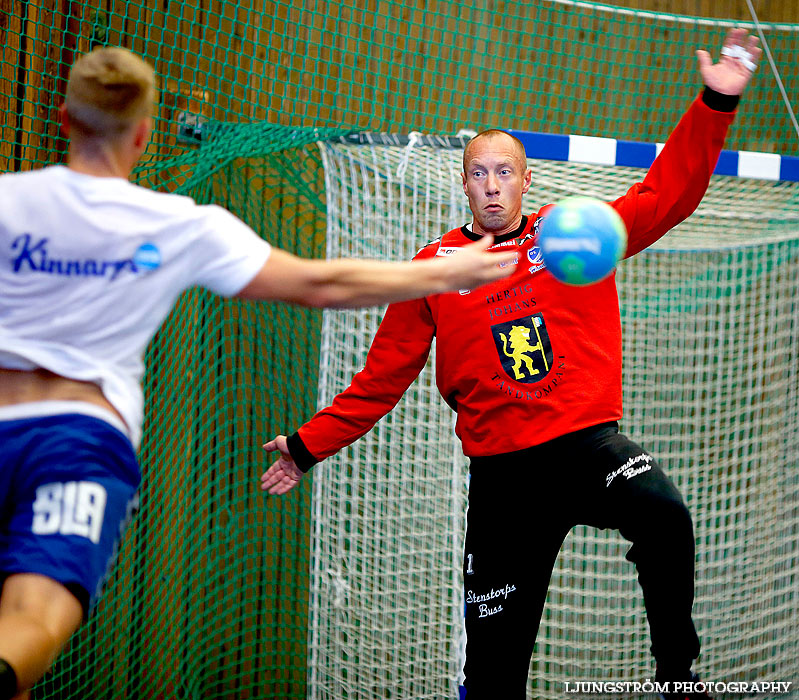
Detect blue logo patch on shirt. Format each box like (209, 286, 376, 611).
(527, 246, 547, 274)
(133, 243, 161, 271)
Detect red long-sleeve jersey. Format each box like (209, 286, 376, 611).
(291, 92, 736, 468)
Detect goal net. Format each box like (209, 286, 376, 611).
(309, 133, 799, 699)
(4, 0, 797, 699)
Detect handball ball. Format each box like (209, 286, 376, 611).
(538, 196, 628, 285)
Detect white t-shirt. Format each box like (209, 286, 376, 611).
(0, 165, 272, 447)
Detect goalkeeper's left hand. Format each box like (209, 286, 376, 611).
(696, 27, 762, 96)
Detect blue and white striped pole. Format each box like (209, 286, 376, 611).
(508, 130, 799, 182)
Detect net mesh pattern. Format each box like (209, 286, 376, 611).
(311, 139, 799, 699)
(0, 0, 796, 698)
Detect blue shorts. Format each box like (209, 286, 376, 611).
(0, 413, 140, 615)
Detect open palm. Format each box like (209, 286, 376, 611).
(696, 28, 761, 96)
(261, 435, 304, 495)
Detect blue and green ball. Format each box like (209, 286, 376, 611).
(538, 196, 628, 285)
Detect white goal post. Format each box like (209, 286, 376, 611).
(307, 130, 799, 700)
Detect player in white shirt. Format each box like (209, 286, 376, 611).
(0, 47, 516, 699)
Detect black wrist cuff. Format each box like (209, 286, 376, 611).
(286, 432, 319, 473)
(702, 86, 739, 112)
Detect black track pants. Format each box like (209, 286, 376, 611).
(462, 422, 700, 700)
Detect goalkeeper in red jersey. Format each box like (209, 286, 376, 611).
(262, 29, 760, 700)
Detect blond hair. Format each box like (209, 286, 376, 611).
(65, 47, 156, 138)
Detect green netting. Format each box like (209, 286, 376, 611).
(313, 139, 799, 699)
(34, 147, 328, 700)
(0, 1, 796, 699)
(3, 0, 799, 170)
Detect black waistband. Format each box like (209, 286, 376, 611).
(469, 420, 619, 472)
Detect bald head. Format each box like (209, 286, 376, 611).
(460, 129, 532, 236)
(463, 130, 527, 174)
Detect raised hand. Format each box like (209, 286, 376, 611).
(696, 27, 762, 96)
(261, 435, 304, 495)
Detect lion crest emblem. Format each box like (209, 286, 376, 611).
(491, 314, 553, 384)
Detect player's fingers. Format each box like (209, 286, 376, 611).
(466, 234, 494, 252)
(477, 252, 516, 282)
(728, 27, 747, 46)
(493, 251, 518, 267)
(262, 475, 284, 493)
(260, 466, 278, 487)
(269, 475, 298, 495)
(263, 459, 288, 479)
(262, 472, 279, 492)
(737, 33, 760, 70)
(695, 50, 712, 72)
(263, 434, 289, 454)
(720, 28, 760, 72)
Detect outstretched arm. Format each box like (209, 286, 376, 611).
(617, 28, 761, 258)
(237, 235, 515, 307)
